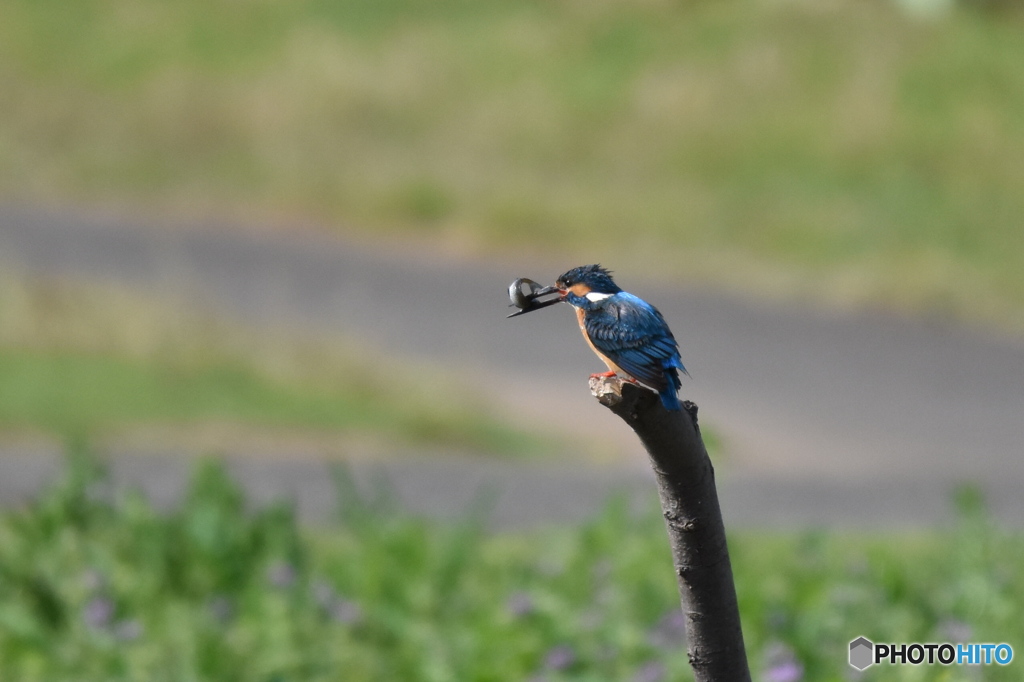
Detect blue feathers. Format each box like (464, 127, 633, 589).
(553, 265, 688, 411)
(659, 356, 686, 411)
(564, 289, 687, 411)
(556, 264, 621, 294)
(659, 386, 681, 411)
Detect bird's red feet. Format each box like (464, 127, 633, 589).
(589, 371, 640, 384)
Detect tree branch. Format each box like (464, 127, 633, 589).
(589, 376, 751, 682)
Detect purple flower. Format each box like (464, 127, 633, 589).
(766, 609, 788, 632)
(312, 580, 336, 609)
(506, 591, 535, 619)
(633, 660, 667, 682)
(763, 642, 804, 682)
(267, 561, 297, 589)
(208, 595, 234, 624)
(765, 660, 804, 682)
(83, 596, 114, 629)
(329, 598, 363, 625)
(80, 568, 106, 592)
(114, 619, 143, 641)
(310, 580, 363, 625)
(543, 644, 576, 671)
(579, 607, 603, 631)
(537, 559, 563, 577)
(939, 618, 972, 643)
(592, 558, 613, 582)
(648, 609, 687, 648)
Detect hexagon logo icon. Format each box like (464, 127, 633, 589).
(849, 636, 874, 670)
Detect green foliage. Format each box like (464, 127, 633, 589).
(2, 0, 1024, 327)
(0, 275, 550, 457)
(0, 348, 543, 457)
(0, 451, 1020, 680)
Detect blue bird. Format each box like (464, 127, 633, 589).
(543, 265, 689, 410)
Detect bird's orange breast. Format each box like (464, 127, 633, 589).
(576, 306, 627, 376)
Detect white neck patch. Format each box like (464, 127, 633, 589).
(585, 292, 613, 302)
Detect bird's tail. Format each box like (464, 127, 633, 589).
(659, 357, 685, 411)
(659, 384, 681, 411)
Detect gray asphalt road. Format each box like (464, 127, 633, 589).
(2, 205, 1023, 525)
(4, 447, 1017, 528)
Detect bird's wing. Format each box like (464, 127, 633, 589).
(584, 293, 681, 390)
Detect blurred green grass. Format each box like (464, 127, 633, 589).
(2, 0, 1024, 329)
(0, 274, 549, 457)
(0, 452, 1019, 681)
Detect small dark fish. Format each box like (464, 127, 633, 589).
(507, 277, 562, 318)
(508, 278, 542, 309)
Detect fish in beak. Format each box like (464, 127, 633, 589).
(507, 277, 563, 317)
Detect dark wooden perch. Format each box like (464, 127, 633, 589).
(589, 375, 751, 682)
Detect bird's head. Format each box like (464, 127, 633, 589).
(506, 264, 621, 318)
(555, 264, 622, 297)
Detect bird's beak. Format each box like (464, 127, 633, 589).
(533, 285, 560, 297)
(507, 294, 561, 317)
(507, 279, 564, 318)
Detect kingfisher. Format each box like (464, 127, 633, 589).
(509, 265, 688, 410)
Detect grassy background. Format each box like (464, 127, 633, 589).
(0, 273, 548, 456)
(2, 0, 1024, 329)
(0, 454, 1018, 681)
(1, 5, 1020, 675)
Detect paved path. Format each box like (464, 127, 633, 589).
(2, 205, 1023, 525)
(4, 448, 1018, 529)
